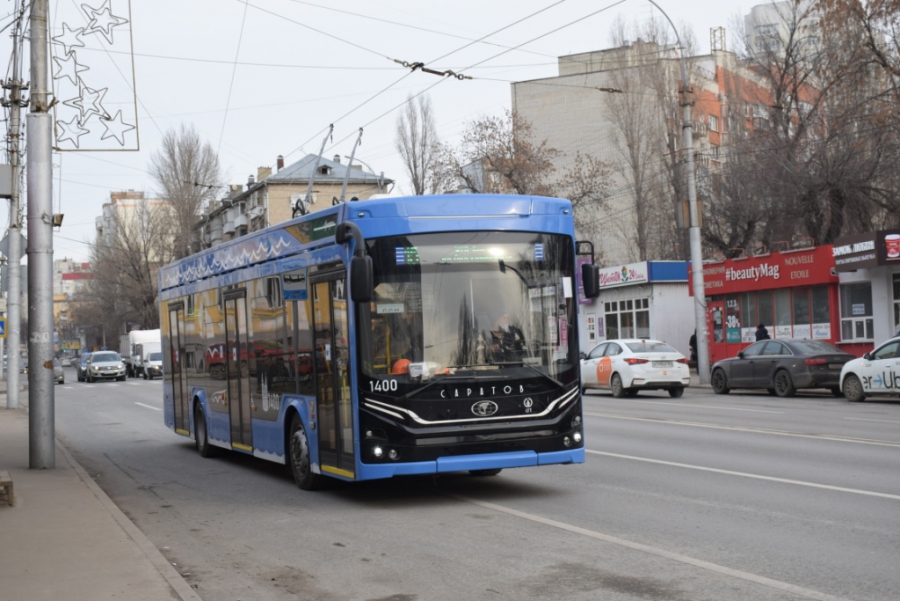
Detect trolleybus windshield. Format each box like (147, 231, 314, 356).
(360, 231, 577, 393)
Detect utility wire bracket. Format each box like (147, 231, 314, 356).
(392, 58, 472, 80)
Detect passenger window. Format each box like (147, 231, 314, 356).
(589, 344, 607, 360)
(742, 342, 766, 357)
(605, 343, 622, 356)
(761, 342, 786, 356)
(874, 342, 899, 360)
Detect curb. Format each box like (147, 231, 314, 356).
(56, 439, 203, 601)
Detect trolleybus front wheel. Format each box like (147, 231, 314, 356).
(289, 414, 323, 491)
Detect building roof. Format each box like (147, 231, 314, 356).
(267, 154, 393, 185)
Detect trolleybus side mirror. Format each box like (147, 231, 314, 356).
(581, 263, 601, 299)
(350, 255, 373, 303)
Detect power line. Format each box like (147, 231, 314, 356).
(217, 0, 250, 158)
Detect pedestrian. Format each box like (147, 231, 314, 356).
(689, 331, 697, 365)
(755, 323, 770, 341)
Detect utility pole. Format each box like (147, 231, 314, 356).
(649, 0, 710, 384)
(28, 0, 55, 468)
(3, 0, 27, 409)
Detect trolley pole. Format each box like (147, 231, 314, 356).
(649, 0, 710, 384)
(3, 0, 27, 409)
(28, 0, 55, 468)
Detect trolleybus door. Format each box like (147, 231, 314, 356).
(312, 273, 355, 478)
(168, 303, 189, 435)
(224, 291, 253, 451)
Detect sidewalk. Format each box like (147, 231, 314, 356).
(0, 381, 200, 601)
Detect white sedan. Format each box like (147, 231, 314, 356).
(840, 336, 900, 402)
(581, 339, 691, 398)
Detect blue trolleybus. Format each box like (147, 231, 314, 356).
(159, 194, 600, 490)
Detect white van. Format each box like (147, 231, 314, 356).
(140, 350, 164, 380)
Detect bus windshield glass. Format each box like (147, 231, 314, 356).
(360, 231, 577, 388)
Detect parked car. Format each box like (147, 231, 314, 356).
(53, 358, 64, 384)
(76, 353, 92, 382)
(85, 351, 126, 382)
(711, 338, 854, 397)
(580, 338, 690, 398)
(840, 336, 900, 402)
(60, 357, 72, 367)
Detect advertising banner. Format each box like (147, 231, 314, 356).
(689, 246, 837, 295)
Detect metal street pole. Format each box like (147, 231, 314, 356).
(649, 0, 710, 384)
(4, 0, 27, 409)
(28, 0, 55, 467)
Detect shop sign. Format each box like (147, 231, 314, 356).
(813, 323, 830, 339)
(832, 229, 900, 272)
(597, 261, 649, 289)
(689, 245, 836, 295)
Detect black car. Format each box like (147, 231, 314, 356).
(710, 338, 854, 397)
(76, 353, 92, 382)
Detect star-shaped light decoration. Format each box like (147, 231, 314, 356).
(99, 110, 135, 145)
(81, 0, 128, 44)
(52, 23, 86, 56)
(57, 115, 90, 148)
(52, 53, 89, 87)
(63, 84, 109, 122)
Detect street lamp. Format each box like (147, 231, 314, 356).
(343, 156, 386, 194)
(648, 0, 710, 384)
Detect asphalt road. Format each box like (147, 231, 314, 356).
(53, 368, 900, 601)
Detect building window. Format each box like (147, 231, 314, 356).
(840, 283, 874, 341)
(604, 298, 649, 339)
(709, 115, 719, 132)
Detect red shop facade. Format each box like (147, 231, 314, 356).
(689, 246, 840, 365)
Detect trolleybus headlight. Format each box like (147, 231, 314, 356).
(563, 436, 571, 447)
(373, 446, 384, 458)
(573, 431, 582, 444)
(388, 449, 399, 461)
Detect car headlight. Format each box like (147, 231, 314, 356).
(117, 364, 124, 369)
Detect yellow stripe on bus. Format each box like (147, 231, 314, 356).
(232, 443, 253, 452)
(321, 465, 355, 479)
(175, 428, 190, 436)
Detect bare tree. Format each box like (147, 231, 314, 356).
(77, 197, 173, 340)
(436, 111, 560, 196)
(149, 124, 222, 259)
(395, 94, 441, 195)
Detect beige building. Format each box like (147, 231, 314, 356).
(95, 190, 172, 261)
(197, 154, 393, 248)
(511, 39, 769, 266)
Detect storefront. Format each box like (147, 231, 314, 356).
(832, 229, 900, 355)
(578, 261, 693, 358)
(690, 246, 840, 365)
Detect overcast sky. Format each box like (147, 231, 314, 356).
(1, 0, 751, 262)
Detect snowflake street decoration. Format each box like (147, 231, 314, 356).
(51, 0, 138, 151)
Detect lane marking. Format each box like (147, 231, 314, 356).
(587, 450, 900, 501)
(134, 402, 161, 411)
(586, 412, 900, 448)
(844, 417, 900, 425)
(608, 399, 782, 414)
(450, 493, 852, 601)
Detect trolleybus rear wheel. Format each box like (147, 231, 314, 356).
(195, 405, 215, 458)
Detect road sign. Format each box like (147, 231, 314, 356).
(0, 318, 6, 338)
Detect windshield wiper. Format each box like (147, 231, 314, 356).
(492, 361, 564, 388)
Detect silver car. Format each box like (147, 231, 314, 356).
(86, 351, 127, 382)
